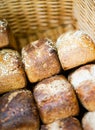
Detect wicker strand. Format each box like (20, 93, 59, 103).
(0, 0, 74, 49)
(73, 0, 95, 43)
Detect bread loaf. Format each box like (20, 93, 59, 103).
(41, 117, 82, 130)
(56, 30, 95, 70)
(68, 64, 95, 111)
(0, 49, 27, 94)
(0, 18, 18, 49)
(33, 75, 79, 124)
(82, 111, 95, 130)
(0, 89, 40, 130)
(22, 38, 61, 83)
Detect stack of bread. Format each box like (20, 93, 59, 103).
(0, 19, 95, 130)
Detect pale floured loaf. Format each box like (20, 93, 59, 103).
(68, 64, 95, 111)
(82, 111, 95, 130)
(56, 30, 95, 70)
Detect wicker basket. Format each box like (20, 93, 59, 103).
(73, 0, 95, 43)
(0, 0, 75, 50)
(0, 0, 95, 50)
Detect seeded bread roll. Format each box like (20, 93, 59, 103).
(41, 117, 82, 130)
(82, 111, 95, 130)
(0, 18, 18, 49)
(0, 49, 26, 94)
(22, 38, 61, 83)
(68, 64, 95, 111)
(56, 30, 95, 70)
(33, 75, 79, 124)
(0, 90, 40, 130)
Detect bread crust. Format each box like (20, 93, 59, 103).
(0, 49, 27, 94)
(82, 112, 95, 130)
(0, 18, 18, 49)
(56, 30, 95, 70)
(22, 38, 61, 83)
(68, 64, 95, 111)
(0, 90, 40, 130)
(33, 75, 79, 124)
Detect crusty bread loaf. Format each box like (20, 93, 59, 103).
(82, 111, 95, 130)
(41, 117, 82, 130)
(56, 30, 95, 70)
(0, 49, 27, 94)
(0, 89, 40, 130)
(0, 18, 18, 49)
(68, 64, 95, 111)
(33, 75, 79, 124)
(22, 38, 61, 83)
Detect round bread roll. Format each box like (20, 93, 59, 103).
(82, 111, 95, 130)
(68, 64, 95, 111)
(0, 49, 27, 94)
(33, 75, 79, 124)
(22, 38, 61, 83)
(0, 89, 40, 130)
(56, 30, 95, 70)
(41, 117, 82, 130)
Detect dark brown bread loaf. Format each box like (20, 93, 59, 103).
(41, 117, 82, 130)
(0, 49, 27, 94)
(33, 75, 79, 124)
(0, 89, 40, 130)
(56, 30, 95, 70)
(22, 38, 61, 83)
(68, 64, 95, 111)
(0, 18, 18, 49)
(82, 111, 95, 130)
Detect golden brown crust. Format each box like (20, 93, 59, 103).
(0, 90, 40, 130)
(33, 75, 79, 124)
(22, 38, 61, 83)
(68, 64, 95, 111)
(56, 30, 95, 70)
(0, 49, 27, 94)
(0, 18, 18, 49)
(41, 117, 82, 130)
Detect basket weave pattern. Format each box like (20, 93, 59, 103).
(0, 0, 74, 49)
(73, 0, 95, 42)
